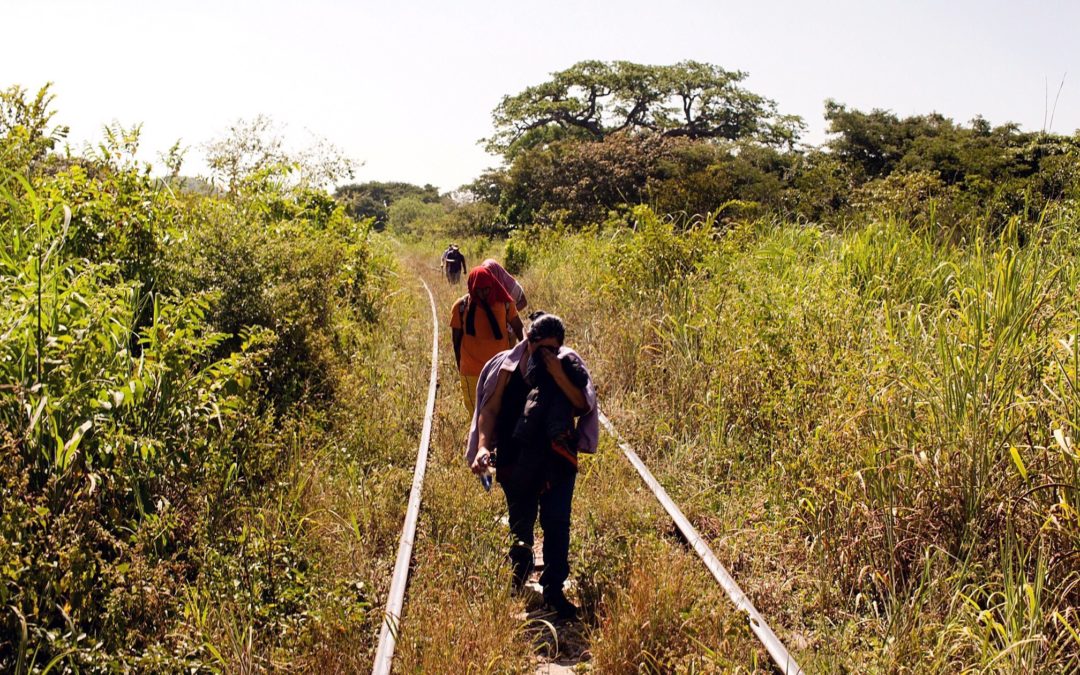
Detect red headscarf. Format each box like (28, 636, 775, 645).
(467, 266, 514, 305)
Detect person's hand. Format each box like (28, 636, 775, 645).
(471, 447, 491, 475)
(538, 346, 561, 377)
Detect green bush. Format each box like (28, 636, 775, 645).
(0, 107, 387, 669)
(603, 205, 711, 297)
(387, 196, 446, 236)
(0, 172, 272, 670)
(503, 231, 529, 274)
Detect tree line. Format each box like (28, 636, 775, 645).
(339, 60, 1080, 237)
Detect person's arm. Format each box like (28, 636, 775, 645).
(472, 369, 509, 473)
(539, 349, 587, 412)
(452, 328, 463, 368)
(515, 287, 528, 312)
(508, 315, 524, 342)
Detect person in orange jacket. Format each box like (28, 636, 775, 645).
(450, 266, 524, 411)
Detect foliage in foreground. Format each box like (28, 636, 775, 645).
(0, 87, 406, 671)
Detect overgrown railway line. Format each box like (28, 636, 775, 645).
(372, 273, 803, 674)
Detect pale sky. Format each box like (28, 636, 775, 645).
(2, 0, 1077, 193)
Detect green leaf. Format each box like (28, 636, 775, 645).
(1009, 446, 1029, 481)
(59, 419, 93, 469)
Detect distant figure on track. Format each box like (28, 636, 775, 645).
(480, 258, 528, 312)
(466, 312, 598, 620)
(441, 244, 466, 284)
(451, 266, 524, 412)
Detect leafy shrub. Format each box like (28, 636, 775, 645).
(387, 196, 446, 236)
(849, 170, 974, 234)
(603, 205, 711, 297)
(44, 162, 179, 300)
(0, 99, 387, 670)
(0, 173, 272, 670)
(168, 200, 377, 411)
(443, 199, 500, 237)
(503, 231, 529, 274)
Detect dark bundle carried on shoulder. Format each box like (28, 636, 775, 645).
(512, 346, 589, 452)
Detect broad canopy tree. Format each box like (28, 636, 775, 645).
(486, 60, 804, 158)
(476, 62, 1080, 230)
(824, 100, 1080, 186)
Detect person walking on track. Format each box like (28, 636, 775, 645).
(441, 244, 466, 284)
(465, 312, 598, 620)
(451, 266, 524, 412)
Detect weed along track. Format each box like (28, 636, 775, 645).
(599, 413, 802, 675)
(374, 255, 806, 673)
(373, 278, 439, 675)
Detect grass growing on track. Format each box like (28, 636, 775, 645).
(389, 243, 770, 673)
(392, 245, 532, 671)
(280, 257, 436, 671)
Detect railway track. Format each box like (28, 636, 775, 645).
(372, 274, 804, 674)
(371, 278, 439, 675)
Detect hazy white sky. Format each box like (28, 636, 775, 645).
(2, 0, 1077, 192)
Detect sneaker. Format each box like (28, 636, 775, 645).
(543, 589, 579, 620)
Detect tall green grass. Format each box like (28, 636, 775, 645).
(504, 204, 1080, 671)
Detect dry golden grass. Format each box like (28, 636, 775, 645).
(387, 240, 794, 672)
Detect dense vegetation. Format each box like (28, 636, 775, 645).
(392, 192, 1080, 671)
(0, 84, 424, 672)
(334, 181, 442, 230)
(491, 205, 1080, 670)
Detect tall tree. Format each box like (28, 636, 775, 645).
(486, 60, 803, 158)
(204, 115, 355, 193)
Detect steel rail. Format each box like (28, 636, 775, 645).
(598, 411, 804, 675)
(372, 278, 439, 675)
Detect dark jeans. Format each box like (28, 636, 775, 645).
(502, 467, 576, 594)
